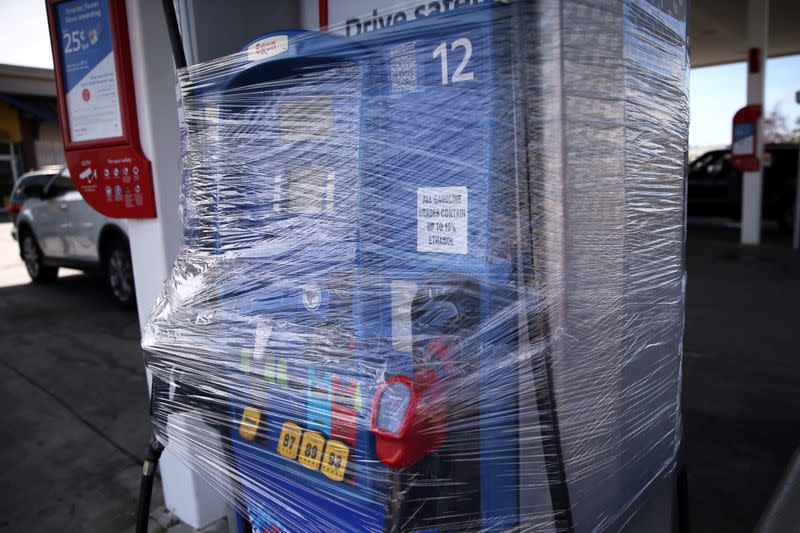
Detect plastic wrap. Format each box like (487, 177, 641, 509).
(142, 0, 689, 531)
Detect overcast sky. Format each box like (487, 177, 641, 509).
(0, 0, 797, 149)
(690, 55, 800, 148)
(0, 0, 53, 69)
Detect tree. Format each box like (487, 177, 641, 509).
(763, 105, 798, 143)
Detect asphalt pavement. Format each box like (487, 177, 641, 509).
(0, 218, 799, 532)
(0, 221, 165, 532)
(683, 226, 800, 532)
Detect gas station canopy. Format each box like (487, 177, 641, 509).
(691, 0, 800, 67)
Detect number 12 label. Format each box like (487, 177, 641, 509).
(432, 38, 475, 85)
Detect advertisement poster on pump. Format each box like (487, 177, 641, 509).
(55, 0, 123, 142)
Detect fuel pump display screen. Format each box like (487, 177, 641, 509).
(275, 94, 336, 215)
(376, 382, 412, 434)
(280, 97, 333, 141)
(282, 165, 329, 214)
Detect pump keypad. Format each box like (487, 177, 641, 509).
(276, 420, 351, 482)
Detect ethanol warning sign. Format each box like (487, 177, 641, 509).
(417, 186, 468, 255)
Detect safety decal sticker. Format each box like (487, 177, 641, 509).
(417, 186, 468, 254)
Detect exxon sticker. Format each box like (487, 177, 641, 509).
(247, 35, 289, 62)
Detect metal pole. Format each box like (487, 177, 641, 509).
(793, 90, 800, 250)
(740, 0, 769, 245)
(125, 0, 227, 527)
(8, 142, 18, 183)
(160, 0, 186, 69)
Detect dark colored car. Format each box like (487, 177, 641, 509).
(7, 165, 64, 239)
(687, 144, 798, 232)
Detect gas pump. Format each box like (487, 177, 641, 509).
(148, 29, 394, 532)
(189, 32, 390, 533)
(149, 2, 567, 531)
(352, 3, 570, 531)
(149, 4, 568, 529)
(143, 0, 688, 531)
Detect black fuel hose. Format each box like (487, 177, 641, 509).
(136, 436, 165, 533)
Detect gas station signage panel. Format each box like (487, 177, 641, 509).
(56, 0, 123, 142)
(731, 104, 763, 172)
(46, 0, 156, 218)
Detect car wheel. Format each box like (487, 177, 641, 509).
(105, 239, 136, 308)
(19, 230, 58, 283)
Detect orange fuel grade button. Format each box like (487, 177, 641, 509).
(320, 439, 350, 482)
(297, 430, 325, 470)
(277, 421, 303, 459)
(239, 406, 261, 441)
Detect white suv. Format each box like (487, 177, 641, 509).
(15, 168, 136, 307)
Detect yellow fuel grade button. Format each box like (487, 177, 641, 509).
(238, 406, 261, 441)
(297, 430, 326, 470)
(277, 421, 303, 459)
(320, 439, 350, 482)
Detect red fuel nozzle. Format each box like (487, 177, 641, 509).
(370, 371, 445, 469)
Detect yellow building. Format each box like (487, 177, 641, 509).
(0, 64, 64, 206)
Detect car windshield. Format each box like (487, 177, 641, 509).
(689, 152, 721, 172)
(12, 173, 59, 201)
(46, 173, 76, 197)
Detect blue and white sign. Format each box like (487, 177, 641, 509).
(732, 123, 755, 156)
(55, 0, 122, 142)
(327, 0, 498, 36)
